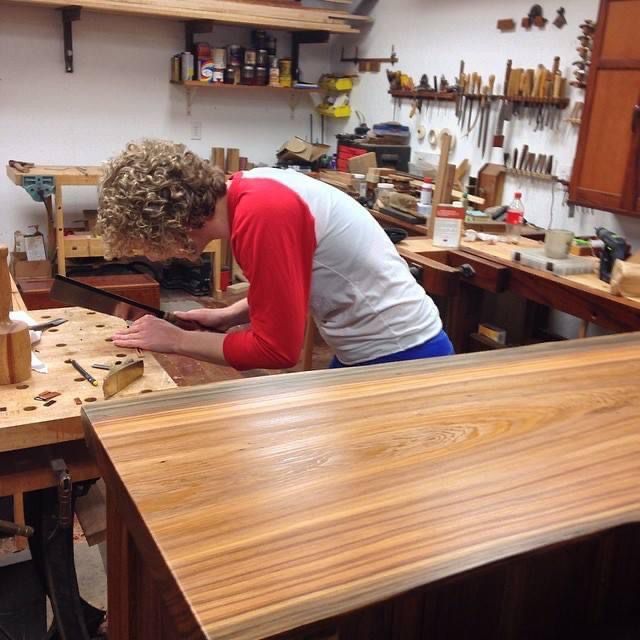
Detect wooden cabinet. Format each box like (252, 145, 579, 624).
(570, 0, 640, 216)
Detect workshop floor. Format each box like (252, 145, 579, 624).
(1, 287, 334, 628)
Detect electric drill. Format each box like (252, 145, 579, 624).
(595, 227, 628, 283)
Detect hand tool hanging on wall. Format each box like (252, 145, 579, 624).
(455, 60, 465, 119)
(481, 75, 495, 157)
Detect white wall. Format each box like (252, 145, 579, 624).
(0, 3, 327, 246)
(329, 0, 640, 247)
(328, 0, 640, 338)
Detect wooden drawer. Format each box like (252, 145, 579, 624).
(64, 236, 91, 257)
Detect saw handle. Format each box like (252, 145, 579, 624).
(164, 312, 225, 334)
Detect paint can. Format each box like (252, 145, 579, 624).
(212, 47, 226, 69)
(266, 35, 277, 56)
(224, 64, 240, 85)
(252, 29, 267, 50)
(244, 49, 257, 66)
(227, 44, 243, 66)
(255, 66, 268, 86)
(269, 66, 280, 87)
(241, 64, 256, 85)
(279, 57, 292, 87)
(256, 49, 269, 67)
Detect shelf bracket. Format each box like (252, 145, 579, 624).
(60, 6, 81, 73)
(185, 85, 199, 116)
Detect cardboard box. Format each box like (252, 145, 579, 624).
(433, 204, 465, 249)
(12, 253, 52, 279)
(277, 137, 330, 164)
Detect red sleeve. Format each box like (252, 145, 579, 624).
(223, 178, 317, 370)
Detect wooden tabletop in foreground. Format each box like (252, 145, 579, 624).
(83, 334, 640, 640)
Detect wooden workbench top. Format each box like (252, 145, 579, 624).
(0, 306, 174, 453)
(6, 164, 102, 186)
(398, 236, 640, 306)
(83, 333, 640, 640)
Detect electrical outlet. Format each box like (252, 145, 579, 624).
(190, 122, 202, 140)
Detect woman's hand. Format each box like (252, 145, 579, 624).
(172, 308, 237, 333)
(112, 315, 186, 353)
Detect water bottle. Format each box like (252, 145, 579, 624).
(505, 192, 524, 243)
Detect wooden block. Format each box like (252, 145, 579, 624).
(610, 261, 640, 299)
(64, 235, 90, 257)
(497, 18, 516, 31)
(75, 479, 107, 546)
(88, 237, 105, 257)
(211, 147, 225, 169)
(347, 152, 377, 175)
(226, 148, 240, 173)
(429, 133, 452, 237)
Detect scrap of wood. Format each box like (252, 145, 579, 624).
(429, 133, 452, 237)
(347, 152, 377, 174)
(454, 159, 470, 192)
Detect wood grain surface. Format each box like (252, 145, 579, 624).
(0, 306, 175, 453)
(6, 164, 102, 186)
(84, 333, 640, 640)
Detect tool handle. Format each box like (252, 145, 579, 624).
(488, 74, 495, 94)
(632, 102, 640, 133)
(164, 311, 225, 334)
(0, 245, 11, 324)
(503, 59, 512, 96)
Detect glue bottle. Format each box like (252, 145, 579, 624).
(505, 192, 524, 243)
(419, 178, 433, 206)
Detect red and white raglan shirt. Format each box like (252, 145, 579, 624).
(222, 168, 442, 370)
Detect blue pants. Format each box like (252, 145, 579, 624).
(329, 329, 455, 369)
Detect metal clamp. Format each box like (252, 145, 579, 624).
(50, 458, 73, 529)
(458, 263, 476, 279)
(0, 519, 34, 538)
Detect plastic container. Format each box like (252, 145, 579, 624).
(505, 192, 525, 243)
(352, 173, 367, 198)
(376, 183, 394, 208)
(419, 179, 433, 206)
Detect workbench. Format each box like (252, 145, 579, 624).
(83, 333, 640, 640)
(0, 303, 175, 636)
(397, 236, 640, 351)
(6, 164, 223, 292)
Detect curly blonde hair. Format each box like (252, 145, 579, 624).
(97, 139, 226, 258)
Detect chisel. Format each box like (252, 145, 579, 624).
(519, 144, 529, 170)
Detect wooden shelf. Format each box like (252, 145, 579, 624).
(389, 90, 456, 101)
(175, 81, 319, 93)
(173, 80, 318, 115)
(12, 0, 361, 33)
(389, 90, 569, 109)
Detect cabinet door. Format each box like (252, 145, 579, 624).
(570, 0, 640, 216)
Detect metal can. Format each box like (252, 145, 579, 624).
(252, 29, 267, 50)
(241, 64, 256, 85)
(279, 57, 292, 77)
(269, 66, 280, 87)
(244, 48, 257, 66)
(224, 65, 238, 84)
(256, 49, 268, 67)
(255, 66, 268, 86)
(227, 44, 243, 66)
(266, 35, 277, 56)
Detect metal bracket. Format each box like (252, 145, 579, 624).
(50, 458, 73, 528)
(340, 44, 398, 72)
(60, 6, 81, 73)
(22, 175, 55, 202)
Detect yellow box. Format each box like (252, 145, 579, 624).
(316, 104, 352, 118)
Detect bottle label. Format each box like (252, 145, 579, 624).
(506, 209, 523, 225)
